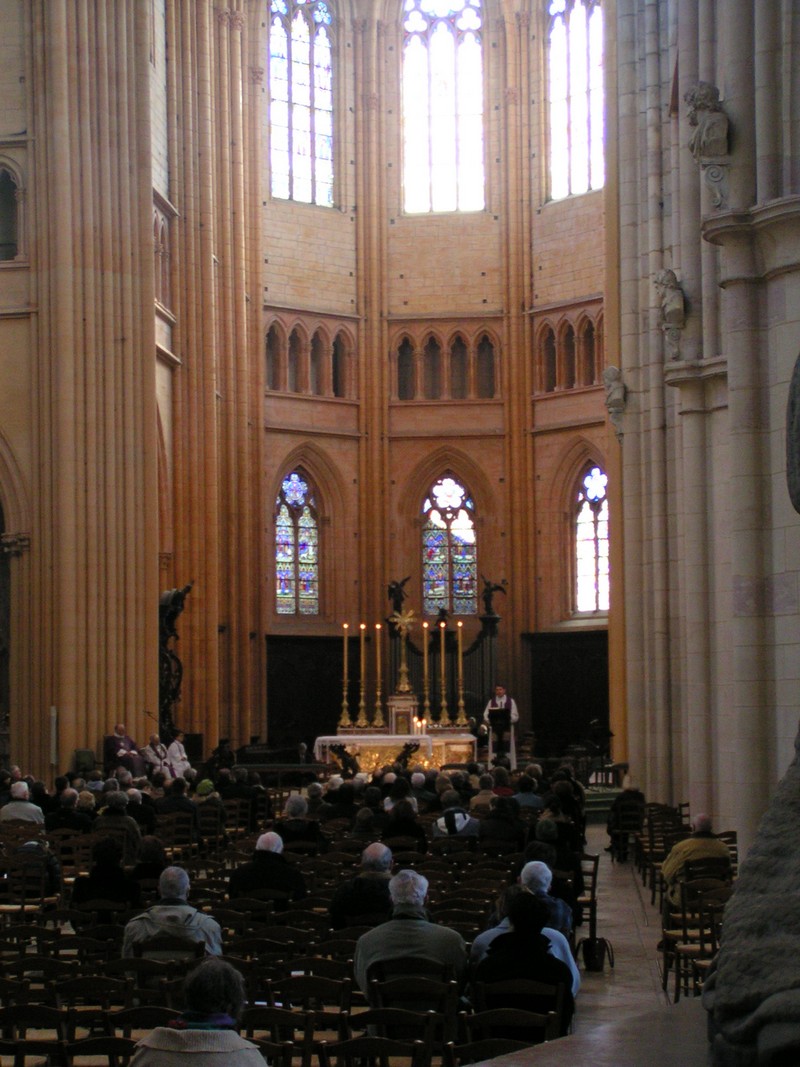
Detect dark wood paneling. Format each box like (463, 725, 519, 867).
(525, 630, 609, 760)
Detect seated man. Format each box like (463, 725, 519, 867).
(470, 885, 581, 997)
(228, 830, 307, 903)
(104, 723, 146, 777)
(122, 865, 223, 957)
(352, 868, 467, 994)
(474, 891, 575, 1036)
(519, 860, 573, 938)
(44, 786, 93, 834)
(140, 734, 169, 777)
(431, 789, 481, 838)
(328, 842, 394, 930)
(273, 794, 328, 851)
(0, 781, 45, 824)
(660, 813, 731, 922)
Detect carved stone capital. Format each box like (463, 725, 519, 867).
(515, 11, 530, 29)
(216, 8, 231, 27)
(250, 66, 265, 85)
(352, 17, 367, 33)
(1, 533, 30, 556)
(505, 86, 520, 106)
(230, 11, 245, 31)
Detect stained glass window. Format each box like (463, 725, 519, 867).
(275, 470, 319, 615)
(547, 0, 604, 200)
(402, 0, 485, 214)
(269, 0, 334, 206)
(575, 464, 609, 612)
(422, 475, 477, 614)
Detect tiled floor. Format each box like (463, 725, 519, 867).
(571, 823, 668, 1033)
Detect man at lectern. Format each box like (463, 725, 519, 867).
(483, 684, 519, 766)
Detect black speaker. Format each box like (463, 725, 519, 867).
(184, 732, 204, 766)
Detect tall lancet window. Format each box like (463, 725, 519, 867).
(402, 0, 485, 213)
(575, 464, 609, 613)
(547, 0, 604, 200)
(275, 470, 320, 615)
(269, 0, 334, 206)
(422, 475, 478, 615)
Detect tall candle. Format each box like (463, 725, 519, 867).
(360, 623, 366, 680)
(422, 621, 429, 691)
(457, 621, 464, 688)
(439, 620, 446, 710)
(375, 623, 382, 690)
(343, 622, 349, 680)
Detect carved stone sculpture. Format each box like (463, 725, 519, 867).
(685, 81, 730, 209)
(603, 365, 627, 440)
(654, 269, 686, 359)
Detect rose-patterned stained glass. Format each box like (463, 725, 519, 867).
(422, 476, 477, 614)
(402, 0, 484, 213)
(269, 0, 334, 206)
(575, 464, 609, 612)
(275, 471, 319, 615)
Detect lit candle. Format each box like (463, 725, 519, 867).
(343, 623, 349, 680)
(422, 621, 429, 695)
(439, 620, 447, 718)
(375, 623, 382, 691)
(457, 621, 464, 689)
(360, 623, 366, 681)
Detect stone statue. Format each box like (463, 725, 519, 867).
(159, 581, 193, 737)
(654, 269, 686, 359)
(685, 82, 729, 161)
(685, 81, 730, 208)
(480, 576, 507, 616)
(603, 365, 627, 440)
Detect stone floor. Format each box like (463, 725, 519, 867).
(571, 823, 667, 1032)
(506, 823, 712, 1065)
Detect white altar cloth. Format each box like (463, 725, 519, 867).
(313, 732, 476, 771)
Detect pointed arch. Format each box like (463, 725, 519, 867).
(423, 332, 443, 399)
(538, 322, 557, 393)
(0, 160, 22, 262)
(0, 430, 30, 537)
(265, 320, 287, 391)
(396, 334, 415, 400)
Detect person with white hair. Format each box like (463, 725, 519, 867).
(519, 860, 573, 937)
(122, 865, 223, 957)
(274, 793, 328, 852)
(227, 830, 307, 903)
(352, 868, 467, 992)
(0, 780, 45, 824)
(328, 842, 394, 930)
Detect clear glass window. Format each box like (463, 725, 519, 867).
(575, 464, 609, 612)
(269, 0, 334, 206)
(402, 0, 485, 213)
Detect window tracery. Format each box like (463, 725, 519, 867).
(422, 474, 478, 615)
(274, 469, 320, 615)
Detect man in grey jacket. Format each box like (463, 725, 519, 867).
(352, 868, 467, 993)
(122, 866, 223, 957)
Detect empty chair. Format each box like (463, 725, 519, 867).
(317, 1034, 429, 1067)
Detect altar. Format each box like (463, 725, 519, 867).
(313, 732, 476, 772)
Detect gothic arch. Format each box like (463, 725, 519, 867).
(0, 429, 30, 536)
(550, 436, 607, 515)
(399, 445, 496, 529)
(269, 442, 347, 519)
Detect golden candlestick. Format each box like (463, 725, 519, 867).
(391, 608, 415, 694)
(422, 621, 431, 719)
(373, 623, 385, 727)
(439, 620, 448, 722)
(339, 623, 352, 727)
(456, 621, 468, 726)
(356, 623, 369, 727)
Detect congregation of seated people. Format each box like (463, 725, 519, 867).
(0, 744, 736, 1061)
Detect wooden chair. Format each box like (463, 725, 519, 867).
(341, 1007, 439, 1062)
(131, 932, 206, 964)
(367, 976, 460, 1042)
(317, 1034, 429, 1067)
(63, 1035, 137, 1065)
(670, 879, 732, 1002)
(472, 978, 569, 1036)
(460, 1006, 560, 1044)
(367, 957, 456, 982)
(0, 1035, 70, 1067)
(576, 852, 600, 940)
(104, 1005, 176, 1038)
(443, 1037, 531, 1066)
(240, 1005, 315, 1067)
